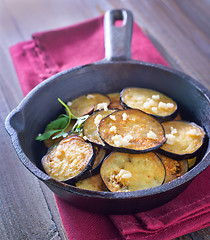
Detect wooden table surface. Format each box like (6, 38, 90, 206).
(0, 0, 209, 239)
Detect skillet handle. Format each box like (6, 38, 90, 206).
(104, 9, 133, 61)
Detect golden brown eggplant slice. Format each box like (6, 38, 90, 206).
(42, 135, 94, 183)
(160, 121, 205, 159)
(188, 157, 197, 169)
(100, 152, 166, 192)
(76, 174, 107, 191)
(173, 113, 182, 121)
(67, 93, 110, 118)
(83, 146, 107, 178)
(91, 146, 106, 175)
(99, 109, 166, 153)
(83, 109, 116, 147)
(157, 154, 188, 183)
(121, 88, 177, 121)
(107, 92, 123, 110)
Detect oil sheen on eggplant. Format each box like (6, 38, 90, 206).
(75, 174, 107, 191)
(107, 92, 123, 110)
(99, 109, 166, 153)
(157, 154, 188, 183)
(67, 93, 110, 118)
(121, 88, 178, 121)
(160, 121, 205, 159)
(90, 146, 106, 174)
(100, 152, 166, 192)
(42, 135, 94, 183)
(83, 109, 115, 146)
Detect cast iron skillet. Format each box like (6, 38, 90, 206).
(5, 9, 210, 214)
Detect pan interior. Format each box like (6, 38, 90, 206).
(9, 62, 209, 177)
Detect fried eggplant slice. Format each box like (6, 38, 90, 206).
(157, 154, 188, 183)
(76, 174, 107, 191)
(173, 113, 182, 121)
(83, 109, 116, 147)
(99, 109, 166, 153)
(188, 157, 197, 169)
(160, 121, 205, 159)
(42, 135, 94, 183)
(83, 146, 107, 178)
(121, 88, 177, 121)
(67, 93, 110, 118)
(100, 152, 166, 192)
(91, 146, 106, 175)
(107, 92, 123, 110)
(44, 120, 76, 148)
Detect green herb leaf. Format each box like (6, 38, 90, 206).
(36, 98, 75, 141)
(52, 131, 68, 140)
(36, 129, 62, 141)
(46, 115, 69, 130)
(36, 98, 90, 142)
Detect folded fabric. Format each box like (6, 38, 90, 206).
(10, 15, 210, 240)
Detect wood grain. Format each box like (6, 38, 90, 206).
(0, 0, 209, 239)
(0, 83, 65, 239)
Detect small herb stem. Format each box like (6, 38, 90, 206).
(57, 98, 77, 131)
(58, 98, 77, 118)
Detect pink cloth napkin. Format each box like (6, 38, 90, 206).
(10, 15, 210, 240)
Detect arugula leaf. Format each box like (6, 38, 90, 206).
(36, 98, 74, 141)
(36, 98, 90, 142)
(36, 129, 62, 141)
(52, 131, 68, 140)
(46, 115, 69, 130)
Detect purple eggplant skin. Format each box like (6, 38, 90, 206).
(99, 138, 166, 154)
